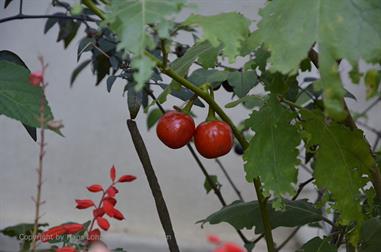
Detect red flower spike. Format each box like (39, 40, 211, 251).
(29, 71, 44, 86)
(87, 228, 101, 241)
(87, 184, 103, 193)
(93, 208, 105, 218)
(102, 200, 114, 217)
(208, 234, 222, 245)
(103, 197, 117, 206)
(118, 175, 137, 183)
(111, 208, 125, 221)
(40, 226, 66, 242)
(75, 199, 95, 209)
(106, 186, 118, 197)
(110, 165, 116, 182)
(96, 217, 110, 231)
(62, 223, 84, 234)
(56, 247, 76, 252)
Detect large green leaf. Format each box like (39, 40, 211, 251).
(252, 0, 381, 119)
(227, 70, 258, 98)
(244, 96, 300, 198)
(301, 110, 375, 239)
(183, 13, 251, 62)
(200, 199, 322, 234)
(297, 237, 337, 252)
(359, 217, 381, 252)
(0, 61, 55, 129)
(106, 0, 186, 89)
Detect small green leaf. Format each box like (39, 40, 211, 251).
(70, 59, 91, 86)
(1, 223, 48, 239)
(147, 108, 162, 130)
(77, 37, 94, 61)
(188, 69, 229, 87)
(364, 70, 380, 99)
(200, 199, 322, 234)
(227, 70, 258, 98)
(106, 76, 117, 93)
(224, 95, 264, 109)
(297, 237, 336, 252)
(244, 96, 300, 198)
(183, 13, 251, 62)
(204, 175, 219, 194)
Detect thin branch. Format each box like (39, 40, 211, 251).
(275, 227, 301, 252)
(358, 97, 381, 117)
(292, 178, 314, 201)
(19, 0, 23, 15)
(0, 14, 98, 24)
(215, 158, 244, 201)
(127, 119, 180, 252)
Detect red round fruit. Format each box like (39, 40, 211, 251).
(156, 111, 195, 149)
(194, 120, 234, 158)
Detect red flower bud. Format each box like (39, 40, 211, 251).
(111, 208, 125, 221)
(75, 199, 95, 209)
(103, 197, 117, 206)
(102, 199, 114, 217)
(93, 208, 105, 218)
(87, 228, 101, 241)
(208, 234, 221, 245)
(62, 223, 84, 234)
(39, 226, 66, 242)
(87, 184, 103, 193)
(222, 242, 244, 252)
(29, 71, 44, 86)
(106, 186, 118, 197)
(118, 175, 137, 183)
(96, 217, 110, 231)
(56, 247, 76, 252)
(110, 165, 116, 182)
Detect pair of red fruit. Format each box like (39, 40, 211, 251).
(156, 111, 234, 158)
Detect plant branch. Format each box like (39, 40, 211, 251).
(292, 178, 314, 201)
(215, 158, 244, 201)
(0, 14, 98, 24)
(275, 227, 300, 252)
(82, 0, 106, 20)
(127, 119, 180, 252)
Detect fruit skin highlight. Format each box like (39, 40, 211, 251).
(156, 111, 195, 149)
(194, 120, 234, 159)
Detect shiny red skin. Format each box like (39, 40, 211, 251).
(156, 111, 195, 149)
(194, 120, 234, 159)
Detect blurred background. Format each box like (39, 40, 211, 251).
(0, 1, 380, 251)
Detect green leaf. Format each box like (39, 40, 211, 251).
(147, 108, 162, 130)
(297, 237, 336, 252)
(364, 70, 380, 99)
(227, 71, 258, 98)
(188, 69, 229, 87)
(0, 61, 55, 129)
(106, 0, 186, 89)
(1, 223, 48, 239)
(200, 199, 322, 234)
(204, 175, 219, 194)
(183, 13, 251, 62)
(70, 59, 91, 86)
(359, 217, 381, 252)
(244, 96, 300, 198)
(301, 110, 375, 239)
(197, 46, 220, 68)
(253, 0, 381, 119)
(224, 95, 264, 109)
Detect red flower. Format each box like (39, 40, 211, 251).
(56, 247, 76, 252)
(111, 208, 125, 220)
(87, 184, 103, 192)
(75, 199, 95, 209)
(118, 175, 136, 183)
(213, 242, 244, 252)
(96, 217, 110, 231)
(93, 208, 105, 218)
(102, 199, 114, 217)
(87, 228, 101, 241)
(106, 186, 118, 197)
(39, 226, 66, 242)
(29, 71, 43, 86)
(103, 196, 117, 206)
(62, 223, 84, 234)
(208, 234, 221, 245)
(110, 165, 116, 182)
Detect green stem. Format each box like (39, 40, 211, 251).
(82, 0, 106, 20)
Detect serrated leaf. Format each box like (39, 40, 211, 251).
(146, 108, 162, 130)
(0, 61, 55, 129)
(183, 13, 251, 62)
(200, 199, 322, 234)
(359, 217, 381, 252)
(253, 0, 381, 119)
(70, 59, 91, 86)
(106, 0, 186, 89)
(188, 69, 228, 87)
(301, 110, 375, 240)
(243, 96, 300, 198)
(297, 237, 336, 252)
(204, 175, 219, 194)
(227, 71, 258, 98)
